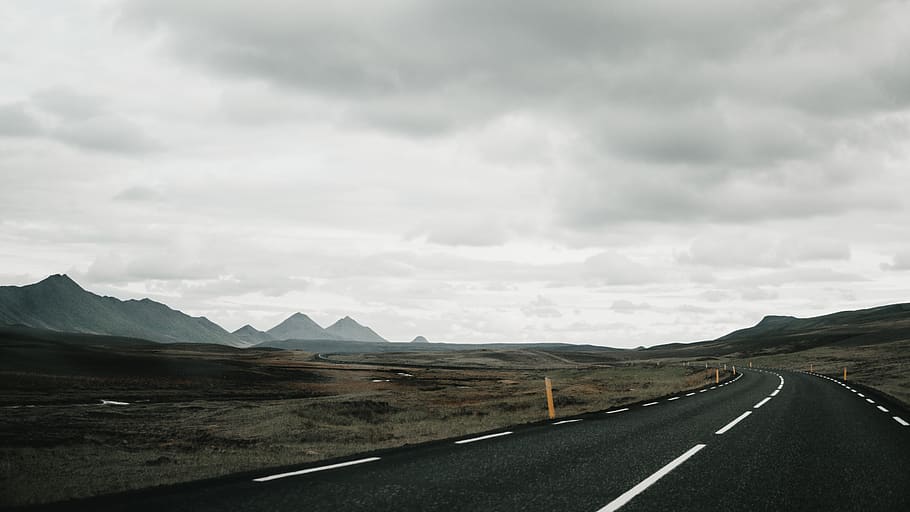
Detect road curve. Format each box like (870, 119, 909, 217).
(27, 369, 910, 512)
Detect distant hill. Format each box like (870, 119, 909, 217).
(267, 313, 340, 341)
(644, 303, 910, 358)
(233, 324, 275, 344)
(717, 304, 910, 342)
(411, 335, 429, 343)
(0, 274, 248, 347)
(325, 316, 387, 342)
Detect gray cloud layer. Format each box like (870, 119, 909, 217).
(121, 0, 910, 230)
(1, 1, 908, 346)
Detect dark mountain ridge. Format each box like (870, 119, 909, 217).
(0, 275, 248, 347)
(0, 275, 393, 347)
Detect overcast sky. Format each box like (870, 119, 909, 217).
(2, 1, 909, 346)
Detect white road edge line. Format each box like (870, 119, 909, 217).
(715, 411, 752, 435)
(894, 416, 909, 427)
(642, 402, 658, 407)
(606, 408, 630, 415)
(254, 457, 381, 482)
(699, 389, 707, 393)
(553, 419, 583, 425)
(668, 397, 680, 401)
(685, 392, 696, 397)
(770, 390, 780, 397)
(455, 431, 513, 444)
(754, 397, 772, 409)
(596, 444, 706, 512)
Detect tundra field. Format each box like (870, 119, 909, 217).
(2, 327, 908, 508)
(1, 333, 721, 507)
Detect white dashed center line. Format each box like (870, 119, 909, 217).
(753, 397, 772, 409)
(716, 411, 752, 435)
(596, 444, 706, 512)
(894, 417, 909, 427)
(877, 406, 889, 413)
(770, 389, 780, 397)
(606, 408, 629, 415)
(642, 402, 658, 407)
(668, 397, 680, 401)
(685, 392, 695, 397)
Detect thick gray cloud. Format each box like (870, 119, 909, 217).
(120, 0, 910, 228)
(0, 103, 42, 136)
(0, 88, 158, 155)
(32, 87, 107, 121)
(678, 234, 851, 268)
(881, 251, 910, 272)
(53, 115, 159, 154)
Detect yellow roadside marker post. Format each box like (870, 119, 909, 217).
(715, 369, 719, 384)
(733, 366, 736, 375)
(545, 377, 556, 420)
(844, 367, 847, 381)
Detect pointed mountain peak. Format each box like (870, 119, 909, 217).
(233, 324, 275, 344)
(325, 316, 387, 343)
(267, 312, 335, 340)
(34, 274, 85, 292)
(285, 312, 320, 323)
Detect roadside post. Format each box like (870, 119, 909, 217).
(844, 367, 847, 381)
(545, 377, 556, 420)
(715, 368, 719, 384)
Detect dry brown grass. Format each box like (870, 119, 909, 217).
(0, 346, 718, 507)
(747, 339, 910, 406)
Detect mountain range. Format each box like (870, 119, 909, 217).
(2, 274, 907, 354)
(0, 274, 388, 347)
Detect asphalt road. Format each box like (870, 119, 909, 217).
(30, 368, 910, 511)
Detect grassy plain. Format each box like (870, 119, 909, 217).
(0, 337, 717, 507)
(747, 339, 910, 406)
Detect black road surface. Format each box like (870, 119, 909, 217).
(28, 369, 910, 511)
